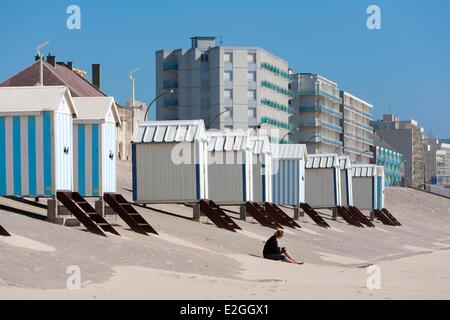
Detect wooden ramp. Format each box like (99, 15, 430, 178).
(0, 224, 10, 237)
(373, 209, 396, 226)
(382, 208, 402, 226)
(337, 206, 364, 228)
(348, 206, 375, 228)
(56, 191, 120, 237)
(104, 193, 158, 235)
(246, 202, 282, 230)
(200, 200, 241, 232)
(299, 203, 331, 228)
(265, 203, 301, 229)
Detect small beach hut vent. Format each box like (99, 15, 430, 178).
(351, 164, 378, 210)
(271, 144, 308, 206)
(72, 97, 121, 197)
(0, 86, 77, 197)
(305, 154, 341, 208)
(338, 155, 354, 207)
(132, 120, 208, 203)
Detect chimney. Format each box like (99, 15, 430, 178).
(92, 64, 101, 90)
(67, 62, 73, 70)
(46, 54, 56, 67)
(35, 55, 40, 61)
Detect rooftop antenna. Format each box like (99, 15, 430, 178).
(129, 67, 141, 136)
(36, 41, 50, 86)
(219, 35, 223, 46)
(387, 101, 391, 115)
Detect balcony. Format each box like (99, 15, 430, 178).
(163, 63, 178, 72)
(163, 80, 178, 89)
(299, 89, 342, 104)
(299, 105, 342, 118)
(163, 98, 179, 107)
(344, 104, 373, 120)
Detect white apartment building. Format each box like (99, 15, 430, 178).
(290, 73, 343, 154)
(340, 91, 374, 164)
(156, 37, 292, 142)
(425, 137, 450, 186)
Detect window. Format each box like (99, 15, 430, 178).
(224, 71, 233, 81)
(247, 71, 256, 81)
(224, 52, 233, 63)
(201, 53, 209, 62)
(248, 108, 257, 118)
(247, 52, 256, 63)
(224, 89, 233, 99)
(247, 89, 256, 100)
(224, 107, 233, 118)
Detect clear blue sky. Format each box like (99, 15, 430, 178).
(0, 0, 449, 137)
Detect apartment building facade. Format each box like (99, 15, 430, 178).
(425, 137, 450, 186)
(290, 73, 343, 154)
(340, 91, 374, 164)
(156, 37, 292, 142)
(370, 136, 404, 186)
(372, 114, 426, 187)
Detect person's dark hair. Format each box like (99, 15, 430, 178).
(275, 230, 284, 238)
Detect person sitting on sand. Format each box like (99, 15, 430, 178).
(263, 230, 303, 264)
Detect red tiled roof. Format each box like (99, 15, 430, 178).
(0, 60, 105, 97)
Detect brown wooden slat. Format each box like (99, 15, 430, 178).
(337, 206, 364, 227)
(381, 208, 401, 226)
(265, 203, 301, 229)
(245, 202, 282, 230)
(103, 193, 158, 235)
(200, 200, 239, 232)
(0, 224, 11, 237)
(56, 191, 120, 237)
(348, 206, 375, 227)
(299, 203, 330, 228)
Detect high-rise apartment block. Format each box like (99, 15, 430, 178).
(290, 73, 343, 153)
(156, 37, 292, 142)
(340, 91, 374, 163)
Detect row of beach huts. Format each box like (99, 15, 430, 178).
(0, 86, 400, 238)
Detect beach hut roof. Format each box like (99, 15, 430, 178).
(351, 164, 378, 177)
(306, 154, 339, 169)
(338, 155, 352, 170)
(72, 97, 121, 126)
(132, 120, 206, 143)
(271, 144, 308, 160)
(206, 131, 247, 152)
(247, 135, 271, 155)
(0, 85, 77, 117)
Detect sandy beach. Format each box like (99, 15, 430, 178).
(1, 168, 450, 299)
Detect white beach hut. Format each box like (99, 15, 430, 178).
(72, 97, 121, 197)
(305, 154, 341, 208)
(132, 120, 208, 203)
(271, 144, 308, 206)
(351, 164, 378, 210)
(0, 86, 77, 197)
(206, 131, 252, 204)
(338, 155, 354, 207)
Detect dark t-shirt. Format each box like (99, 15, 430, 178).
(263, 235, 282, 256)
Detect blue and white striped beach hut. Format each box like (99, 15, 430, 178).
(376, 166, 385, 209)
(0, 86, 77, 197)
(270, 144, 308, 206)
(247, 135, 272, 203)
(72, 97, 121, 197)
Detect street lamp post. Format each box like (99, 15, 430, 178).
(36, 41, 50, 86)
(355, 150, 373, 164)
(129, 67, 141, 136)
(249, 121, 265, 136)
(279, 128, 299, 144)
(143, 90, 175, 121)
(207, 109, 230, 129)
